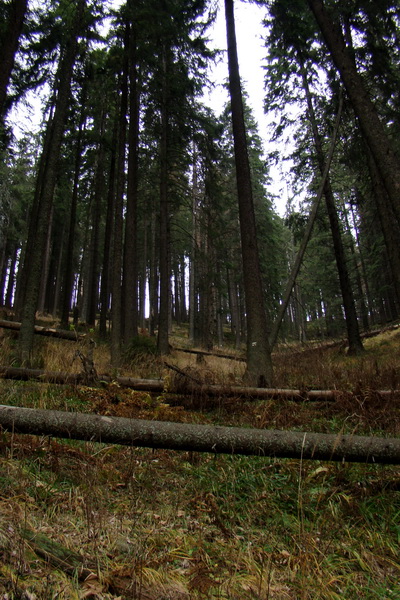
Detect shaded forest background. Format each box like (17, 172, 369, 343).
(1, 3, 400, 596)
(1, 0, 400, 379)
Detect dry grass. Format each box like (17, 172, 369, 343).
(0, 324, 399, 598)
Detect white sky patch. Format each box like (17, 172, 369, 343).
(9, 85, 50, 140)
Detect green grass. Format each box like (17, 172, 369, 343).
(1, 441, 398, 599)
(0, 327, 399, 598)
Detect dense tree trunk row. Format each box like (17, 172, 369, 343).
(0, 0, 399, 378)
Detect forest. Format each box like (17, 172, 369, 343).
(1, 0, 400, 598)
(0, 0, 399, 374)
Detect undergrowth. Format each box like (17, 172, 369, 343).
(0, 325, 399, 598)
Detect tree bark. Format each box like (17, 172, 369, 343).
(37, 204, 54, 314)
(0, 319, 85, 340)
(189, 144, 199, 344)
(60, 90, 86, 329)
(18, 0, 86, 365)
(148, 211, 158, 337)
(349, 201, 375, 325)
(341, 200, 370, 330)
(111, 27, 129, 366)
(227, 265, 242, 349)
(157, 44, 171, 355)
(99, 115, 118, 338)
(224, 0, 273, 386)
(300, 72, 364, 355)
(86, 111, 106, 327)
(4, 243, 18, 308)
(1, 404, 400, 464)
(365, 147, 400, 304)
(122, 17, 140, 343)
(307, 0, 400, 225)
(139, 219, 148, 330)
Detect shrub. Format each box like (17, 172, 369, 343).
(124, 335, 157, 361)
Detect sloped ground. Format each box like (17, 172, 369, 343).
(0, 327, 399, 599)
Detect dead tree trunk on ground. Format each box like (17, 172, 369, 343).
(0, 366, 398, 401)
(1, 405, 400, 464)
(0, 319, 85, 341)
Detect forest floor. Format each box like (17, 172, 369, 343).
(0, 323, 399, 599)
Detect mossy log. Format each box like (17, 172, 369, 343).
(21, 526, 95, 580)
(1, 404, 400, 464)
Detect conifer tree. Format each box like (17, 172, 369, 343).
(225, 0, 273, 386)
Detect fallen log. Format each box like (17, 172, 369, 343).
(0, 366, 165, 391)
(0, 319, 85, 341)
(0, 365, 335, 399)
(1, 404, 399, 464)
(173, 347, 245, 361)
(0, 365, 398, 401)
(0, 366, 85, 384)
(20, 526, 95, 580)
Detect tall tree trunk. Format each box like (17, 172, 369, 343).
(224, 0, 272, 386)
(323, 182, 364, 353)
(301, 70, 364, 354)
(350, 200, 375, 324)
(37, 205, 54, 314)
(0, 239, 8, 305)
(18, 0, 85, 365)
(365, 147, 400, 304)
(157, 46, 171, 355)
(111, 36, 129, 366)
(269, 88, 343, 349)
(78, 196, 93, 322)
(51, 221, 65, 317)
(0, 0, 27, 119)
(86, 113, 106, 327)
(196, 205, 213, 350)
(122, 22, 140, 343)
(139, 219, 148, 330)
(341, 199, 369, 330)
(179, 255, 187, 323)
(227, 266, 241, 349)
(4, 243, 18, 308)
(307, 0, 400, 225)
(148, 210, 158, 338)
(189, 144, 199, 343)
(14, 103, 56, 320)
(173, 260, 181, 326)
(60, 95, 86, 329)
(99, 116, 118, 338)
